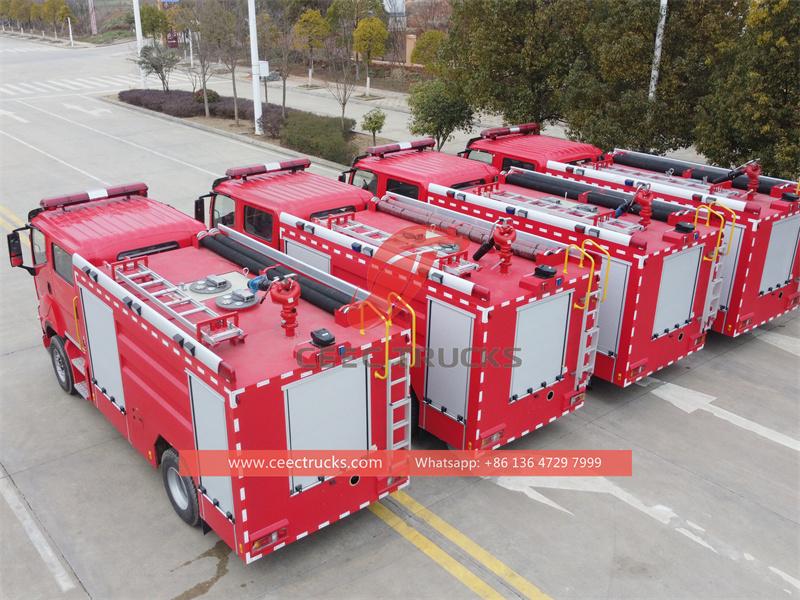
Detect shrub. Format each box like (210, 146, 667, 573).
(280, 112, 357, 164)
(195, 89, 220, 104)
(259, 104, 287, 138)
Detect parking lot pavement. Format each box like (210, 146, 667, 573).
(2, 35, 798, 600)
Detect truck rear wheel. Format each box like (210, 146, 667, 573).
(49, 336, 74, 394)
(161, 449, 200, 526)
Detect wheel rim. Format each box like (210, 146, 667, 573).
(53, 349, 67, 384)
(167, 466, 190, 511)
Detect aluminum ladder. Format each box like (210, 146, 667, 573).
(386, 354, 412, 451)
(331, 219, 392, 245)
(112, 258, 245, 346)
(701, 258, 724, 331)
(575, 288, 600, 387)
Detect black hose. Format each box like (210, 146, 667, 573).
(211, 235, 353, 306)
(612, 152, 789, 195)
(199, 234, 351, 314)
(506, 171, 684, 223)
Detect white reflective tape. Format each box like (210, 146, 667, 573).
(87, 188, 107, 200)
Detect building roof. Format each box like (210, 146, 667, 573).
(469, 134, 603, 168)
(32, 196, 203, 263)
(355, 149, 498, 189)
(214, 170, 372, 215)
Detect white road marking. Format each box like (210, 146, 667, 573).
(0, 477, 76, 592)
(769, 567, 800, 592)
(494, 476, 800, 592)
(62, 103, 112, 116)
(0, 108, 28, 123)
(0, 129, 109, 184)
(650, 380, 800, 452)
(17, 99, 220, 176)
(751, 330, 800, 358)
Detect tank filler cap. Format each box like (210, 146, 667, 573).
(311, 329, 335, 347)
(675, 221, 695, 234)
(216, 288, 258, 310)
(190, 274, 231, 294)
(534, 264, 557, 279)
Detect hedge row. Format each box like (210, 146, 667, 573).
(118, 89, 358, 164)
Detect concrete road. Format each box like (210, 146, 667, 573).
(1, 35, 798, 600)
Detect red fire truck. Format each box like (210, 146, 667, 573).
(461, 126, 800, 337)
(7, 184, 413, 563)
(342, 140, 724, 387)
(196, 158, 597, 450)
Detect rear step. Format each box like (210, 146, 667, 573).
(74, 381, 89, 400)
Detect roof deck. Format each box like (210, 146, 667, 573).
(33, 196, 203, 263)
(103, 245, 397, 387)
(307, 205, 590, 304)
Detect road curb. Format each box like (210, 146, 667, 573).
(96, 96, 350, 173)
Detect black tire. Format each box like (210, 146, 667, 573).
(49, 336, 74, 394)
(161, 448, 200, 526)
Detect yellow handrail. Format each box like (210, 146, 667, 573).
(580, 239, 611, 303)
(387, 292, 416, 368)
(563, 244, 596, 310)
(693, 204, 727, 262)
(359, 300, 391, 380)
(709, 204, 737, 256)
(72, 296, 85, 351)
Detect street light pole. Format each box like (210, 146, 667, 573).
(131, 0, 146, 88)
(246, 0, 263, 135)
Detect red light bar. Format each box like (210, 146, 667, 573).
(366, 138, 435, 158)
(39, 182, 148, 210)
(225, 158, 311, 179)
(480, 123, 540, 140)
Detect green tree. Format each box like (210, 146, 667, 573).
(353, 16, 386, 94)
(407, 79, 475, 150)
(442, 0, 585, 124)
(410, 30, 445, 74)
(560, 0, 744, 153)
(292, 9, 329, 86)
(140, 4, 170, 43)
(361, 107, 385, 144)
(695, 0, 799, 178)
(133, 43, 180, 91)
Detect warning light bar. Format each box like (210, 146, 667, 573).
(39, 183, 149, 210)
(366, 138, 435, 158)
(225, 158, 311, 179)
(480, 123, 540, 140)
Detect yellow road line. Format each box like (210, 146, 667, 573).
(369, 502, 503, 600)
(394, 491, 551, 600)
(0, 215, 16, 233)
(0, 204, 24, 227)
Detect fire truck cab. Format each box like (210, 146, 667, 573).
(340, 138, 498, 199)
(9, 184, 413, 563)
(460, 124, 603, 173)
(6, 183, 204, 393)
(197, 159, 597, 450)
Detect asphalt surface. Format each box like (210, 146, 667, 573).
(1, 34, 798, 600)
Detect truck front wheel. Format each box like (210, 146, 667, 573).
(49, 336, 74, 394)
(161, 448, 200, 526)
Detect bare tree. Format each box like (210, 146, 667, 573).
(325, 24, 357, 130)
(173, 0, 216, 117)
(263, 1, 294, 118)
(208, 0, 245, 124)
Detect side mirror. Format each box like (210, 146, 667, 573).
(337, 173, 346, 183)
(194, 194, 209, 224)
(7, 229, 34, 275)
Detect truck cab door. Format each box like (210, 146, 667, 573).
(48, 242, 80, 343)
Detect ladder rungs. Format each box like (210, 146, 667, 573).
(177, 307, 208, 317)
(392, 419, 409, 430)
(152, 287, 177, 297)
